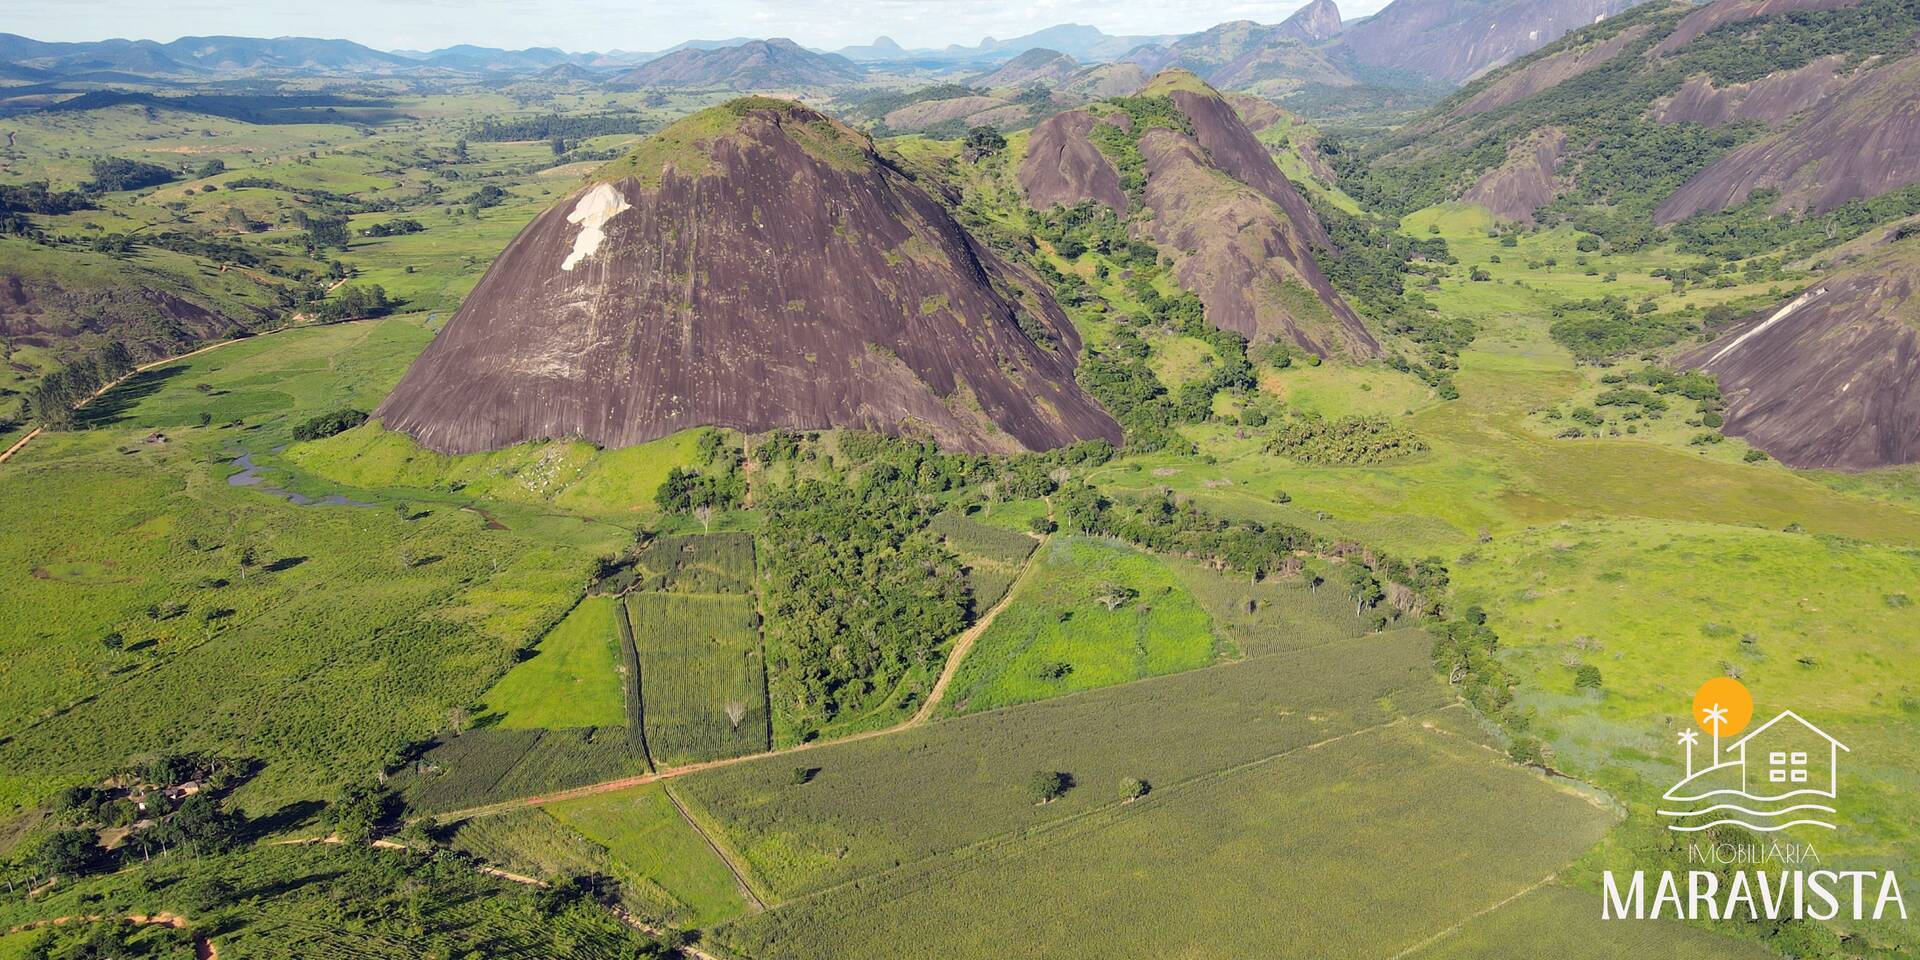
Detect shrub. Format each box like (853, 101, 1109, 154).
(292, 408, 369, 442)
(1120, 777, 1150, 801)
(1574, 664, 1603, 689)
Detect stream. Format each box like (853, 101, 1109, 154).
(226, 452, 372, 507)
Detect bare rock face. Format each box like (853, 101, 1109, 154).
(1019, 110, 1130, 215)
(1653, 56, 1848, 126)
(377, 100, 1119, 455)
(1453, 25, 1649, 116)
(1462, 127, 1568, 223)
(1654, 51, 1920, 223)
(1019, 72, 1374, 358)
(1342, 0, 1641, 83)
(1283, 0, 1348, 42)
(1679, 247, 1920, 469)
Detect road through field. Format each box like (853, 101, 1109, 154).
(431, 534, 1049, 824)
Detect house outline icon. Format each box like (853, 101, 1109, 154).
(1660, 709, 1848, 830)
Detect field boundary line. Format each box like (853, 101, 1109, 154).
(767, 706, 1456, 912)
(1385, 872, 1561, 960)
(662, 783, 768, 912)
(431, 538, 1049, 823)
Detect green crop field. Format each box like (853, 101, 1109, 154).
(483, 596, 629, 730)
(547, 784, 752, 927)
(394, 726, 645, 815)
(672, 628, 1449, 899)
(712, 720, 1611, 960)
(937, 536, 1226, 714)
(628, 592, 771, 766)
(631, 533, 758, 594)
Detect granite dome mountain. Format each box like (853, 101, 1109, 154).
(376, 98, 1120, 455)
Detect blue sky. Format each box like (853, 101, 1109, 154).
(9, 0, 1387, 53)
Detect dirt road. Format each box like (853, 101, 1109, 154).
(434, 537, 1043, 823)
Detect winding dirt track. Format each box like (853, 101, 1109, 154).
(5, 913, 216, 959)
(433, 534, 1048, 824)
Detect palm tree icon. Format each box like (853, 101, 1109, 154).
(1677, 729, 1699, 777)
(1701, 702, 1730, 766)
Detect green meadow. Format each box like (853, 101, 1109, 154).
(546, 784, 751, 927)
(938, 536, 1226, 714)
(484, 596, 629, 730)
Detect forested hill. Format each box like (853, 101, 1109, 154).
(1334, 0, 1920, 252)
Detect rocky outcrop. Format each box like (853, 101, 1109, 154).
(377, 100, 1119, 455)
(1652, 55, 1848, 126)
(1453, 25, 1648, 115)
(1342, 0, 1641, 83)
(1679, 245, 1920, 469)
(1059, 62, 1150, 98)
(1018, 110, 1130, 214)
(971, 48, 1079, 87)
(1283, 0, 1348, 42)
(1654, 51, 1920, 223)
(1124, 19, 1354, 94)
(1018, 73, 1373, 357)
(1462, 127, 1568, 223)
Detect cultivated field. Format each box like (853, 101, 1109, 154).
(628, 592, 771, 767)
(937, 536, 1226, 714)
(547, 784, 752, 927)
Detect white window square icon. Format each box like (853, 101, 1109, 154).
(1791, 769, 1808, 783)
(1770, 769, 1787, 783)
(1770, 752, 1787, 764)
(1790, 752, 1808, 765)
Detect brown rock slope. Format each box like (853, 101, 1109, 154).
(376, 100, 1119, 455)
(1341, 0, 1641, 83)
(1678, 243, 1920, 469)
(1461, 127, 1568, 223)
(1652, 55, 1848, 126)
(971, 48, 1079, 88)
(1654, 50, 1920, 223)
(1452, 25, 1649, 116)
(1017, 72, 1375, 358)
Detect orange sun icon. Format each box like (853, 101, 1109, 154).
(1692, 676, 1753, 738)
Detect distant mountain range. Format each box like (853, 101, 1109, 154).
(0, 0, 1648, 90)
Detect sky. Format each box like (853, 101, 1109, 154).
(7, 0, 1391, 54)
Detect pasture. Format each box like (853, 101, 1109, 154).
(0, 319, 625, 817)
(711, 719, 1612, 960)
(937, 536, 1225, 714)
(547, 784, 752, 927)
(483, 596, 628, 730)
(925, 510, 1039, 610)
(394, 726, 644, 815)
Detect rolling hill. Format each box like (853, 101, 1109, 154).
(604, 39, 862, 89)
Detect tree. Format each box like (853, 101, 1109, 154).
(1027, 770, 1070, 804)
(326, 781, 395, 844)
(961, 125, 1006, 163)
(33, 828, 98, 876)
(1120, 777, 1150, 801)
(1574, 664, 1603, 690)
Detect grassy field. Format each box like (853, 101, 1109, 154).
(286, 421, 705, 517)
(673, 628, 1449, 900)
(937, 536, 1226, 714)
(925, 510, 1039, 611)
(1454, 518, 1920, 951)
(1168, 554, 1376, 656)
(483, 596, 628, 730)
(546, 784, 751, 928)
(0, 317, 627, 818)
(711, 719, 1612, 960)
(628, 592, 771, 767)
(394, 726, 644, 815)
(1406, 883, 1778, 960)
